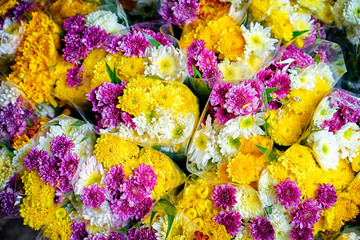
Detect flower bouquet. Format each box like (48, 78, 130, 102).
(187, 78, 273, 186)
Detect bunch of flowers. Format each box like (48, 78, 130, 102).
(187, 79, 272, 186)
(87, 75, 199, 151)
(263, 41, 346, 146)
(307, 89, 360, 171)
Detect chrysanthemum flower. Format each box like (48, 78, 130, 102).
(104, 165, 125, 198)
(210, 82, 233, 107)
(213, 210, 242, 237)
(127, 227, 157, 240)
(227, 153, 259, 184)
(120, 179, 150, 207)
(249, 216, 275, 240)
(50, 134, 75, 158)
(81, 183, 106, 209)
(217, 27, 246, 60)
(316, 183, 337, 209)
(289, 227, 314, 240)
(211, 183, 237, 208)
(290, 198, 322, 229)
(132, 163, 157, 191)
(274, 178, 302, 209)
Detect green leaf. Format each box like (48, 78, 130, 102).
(24, 11, 32, 23)
(79, 136, 96, 143)
(292, 30, 310, 39)
(310, 129, 325, 134)
(76, 195, 82, 202)
(263, 115, 270, 138)
(105, 60, 115, 82)
(150, 211, 157, 226)
(165, 213, 175, 238)
(255, 145, 268, 155)
(267, 206, 272, 215)
(105, 60, 121, 84)
(71, 120, 85, 127)
(142, 32, 161, 48)
(265, 87, 280, 96)
(0, 143, 15, 157)
(192, 66, 202, 80)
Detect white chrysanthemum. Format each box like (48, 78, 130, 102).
(85, 10, 126, 33)
(37, 135, 52, 152)
(168, 112, 195, 144)
(289, 65, 317, 90)
(12, 142, 32, 174)
(316, 62, 336, 87)
(258, 169, 278, 207)
(312, 98, 337, 128)
(311, 130, 341, 170)
(241, 22, 277, 58)
(0, 82, 20, 107)
(74, 156, 105, 195)
(336, 122, 360, 161)
(0, 18, 25, 57)
(346, 25, 360, 45)
(153, 215, 168, 240)
(233, 185, 264, 222)
(81, 202, 112, 228)
(217, 131, 240, 159)
(188, 115, 221, 169)
(344, 0, 360, 25)
(268, 203, 292, 240)
(333, 0, 348, 27)
(222, 112, 266, 139)
(0, 148, 16, 190)
(289, 13, 314, 38)
(144, 45, 188, 82)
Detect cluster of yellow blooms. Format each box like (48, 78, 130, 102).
(94, 134, 184, 200)
(268, 79, 331, 146)
(7, 11, 61, 106)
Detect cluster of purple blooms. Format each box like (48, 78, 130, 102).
(0, 174, 21, 217)
(0, 0, 37, 29)
(87, 82, 135, 131)
(209, 80, 263, 124)
(187, 40, 222, 88)
(274, 178, 337, 240)
(105, 163, 157, 224)
(159, 0, 200, 26)
(23, 134, 78, 204)
(321, 89, 360, 132)
(70, 220, 126, 240)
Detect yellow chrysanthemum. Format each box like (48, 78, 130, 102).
(117, 86, 153, 117)
(49, 0, 98, 26)
(94, 134, 140, 169)
(83, 48, 107, 82)
(324, 159, 355, 192)
(20, 170, 56, 230)
(216, 161, 231, 183)
(234, 184, 263, 221)
(179, 26, 197, 51)
(250, 0, 270, 21)
(116, 55, 147, 81)
(0, 0, 18, 17)
(202, 219, 232, 240)
(268, 10, 293, 42)
(217, 27, 246, 60)
(198, 0, 230, 22)
(313, 2, 335, 24)
(347, 175, 360, 205)
(12, 134, 31, 150)
(42, 207, 72, 240)
(351, 147, 360, 172)
(92, 54, 121, 88)
(227, 153, 259, 184)
(240, 135, 273, 157)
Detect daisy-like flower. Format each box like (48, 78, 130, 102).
(85, 10, 126, 34)
(144, 45, 187, 82)
(132, 163, 157, 191)
(316, 183, 337, 210)
(224, 80, 262, 116)
(218, 60, 249, 83)
(81, 183, 107, 209)
(0, 82, 20, 108)
(258, 169, 278, 207)
(289, 65, 317, 91)
(274, 178, 302, 209)
(211, 183, 237, 208)
(222, 112, 266, 139)
(241, 22, 277, 58)
(169, 112, 195, 144)
(289, 198, 322, 229)
(336, 122, 360, 161)
(313, 98, 337, 128)
(217, 131, 241, 159)
(250, 216, 275, 240)
(311, 130, 340, 170)
(289, 13, 314, 38)
(153, 215, 168, 240)
(213, 211, 242, 237)
(344, 0, 360, 25)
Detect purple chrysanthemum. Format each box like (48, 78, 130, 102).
(70, 220, 88, 240)
(120, 111, 136, 129)
(59, 153, 78, 181)
(132, 197, 153, 221)
(313, 49, 328, 63)
(290, 198, 322, 229)
(105, 165, 125, 198)
(210, 82, 234, 107)
(197, 48, 218, 72)
(81, 26, 108, 50)
(202, 67, 222, 88)
(289, 227, 314, 240)
(302, 17, 326, 48)
(110, 198, 134, 222)
(127, 227, 157, 240)
(23, 147, 42, 170)
(262, 71, 290, 100)
(63, 15, 85, 32)
(38, 155, 61, 187)
(213, 211, 242, 237)
(120, 179, 150, 207)
(0, 103, 27, 140)
(132, 163, 157, 191)
(104, 35, 122, 54)
(249, 216, 275, 240)
(87, 235, 106, 240)
(100, 106, 122, 129)
(50, 134, 75, 158)
(0, 176, 17, 217)
(81, 183, 106, 209)
(277, 45, 315, 69)
(274, 178, 302, 210)
(188, 40, 206, 59)
(224, 80, 262, 116)
(316, 183, 337, 210)
(66, 65, 84, 88)
(6, 0, 33, 21)
(159, 0, 200, 26)
(107, 232, 126, 240)
(214, 107, 236, 125)
(211, 183, 237, 208)
(63, 41, 89, 64)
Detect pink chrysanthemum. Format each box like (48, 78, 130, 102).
(290, 198, 322, 229)
(132, 164, 157, 191)
(316, 183, 337, 210)
(211, 183, 237, 208)
(213, 210, 242, 237)
(81, 183, 106, 209)
(120, 179, 150, 207)
(274, 178, 302, 209)
(264, 71, 290, 100)
(250, 216, 275, 240)
(224, 80, 262, 116)
(132, 197, 153, 221)
(289, 227, 314, 240)
(105, 165, 125, 198)
(210, 82, 233, 107)
(277, 45, 315, 69)
(111, 198, 134, 222)
(214, 107, 236, 125)
(50, 134, 75, 158)
(196, 48, 218, 71)
(188, 40, 206, 59)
